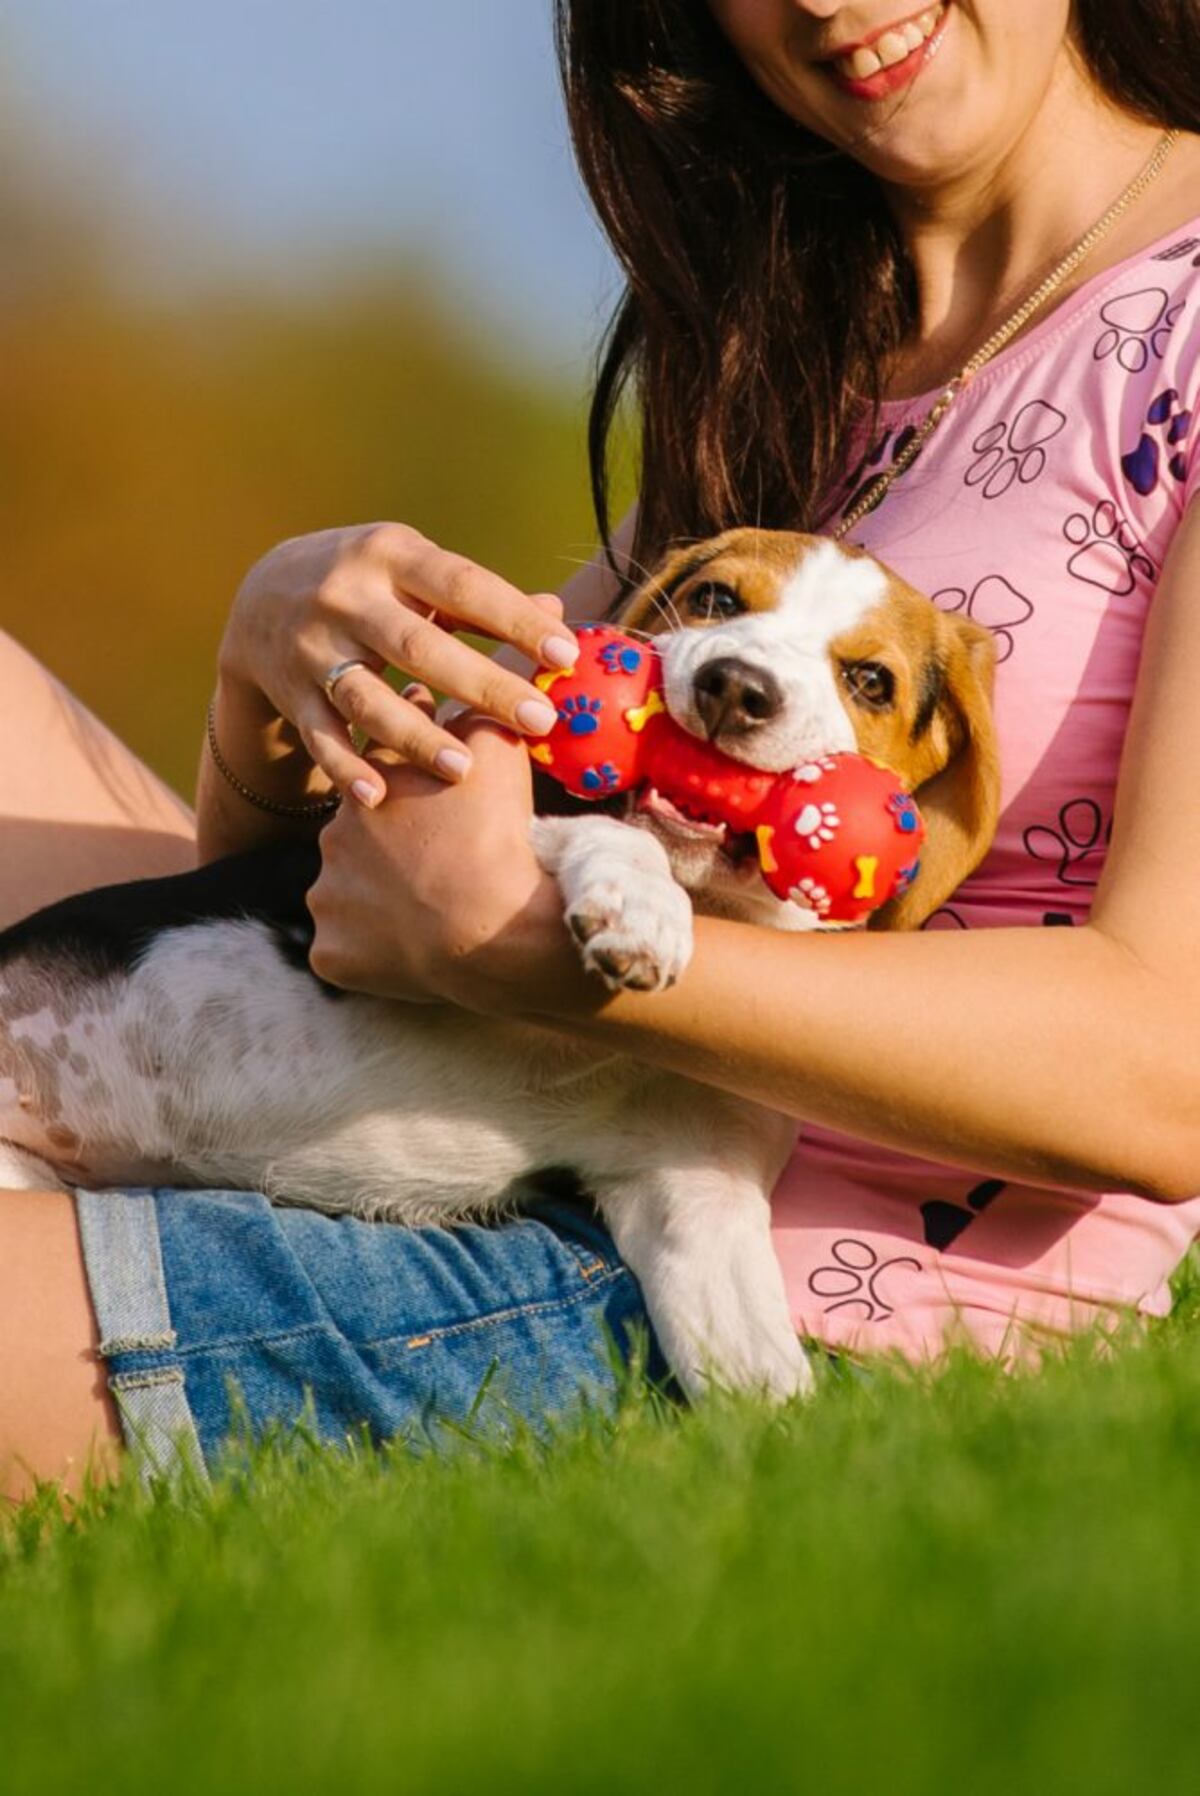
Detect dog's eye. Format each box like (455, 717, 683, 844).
(686, 582, 745, 622)
(841, 661, 894, 709)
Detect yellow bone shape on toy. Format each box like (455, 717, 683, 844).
(624, 689, 666, 733)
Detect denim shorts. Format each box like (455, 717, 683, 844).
(74, 1187, 666, 1482)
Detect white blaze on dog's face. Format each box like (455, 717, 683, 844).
(616, 527, 1001, 929)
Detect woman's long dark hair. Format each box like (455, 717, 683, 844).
(555, 1, 1200, 584)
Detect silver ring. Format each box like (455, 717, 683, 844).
(322, 658, 371, 706)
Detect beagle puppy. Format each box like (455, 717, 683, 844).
(0, 530, 999, 1401)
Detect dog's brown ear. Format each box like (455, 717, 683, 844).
(870, 615, 1001, 931)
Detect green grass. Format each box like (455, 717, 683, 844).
(5, 1270, 1200, 1796)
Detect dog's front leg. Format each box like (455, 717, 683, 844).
(593, 1167, 814, 1403)
(530, 815, 693, 994)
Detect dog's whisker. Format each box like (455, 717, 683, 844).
(645, 589, 686, 634)
(614, 548, 669, 589)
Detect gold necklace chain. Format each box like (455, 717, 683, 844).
(831, 128, 1180, 541)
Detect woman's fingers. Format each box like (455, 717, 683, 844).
(382, 532, 578, 669)
(358, 602, 565, 739)
(399, 680, 437, 715)
(317, 665, 475, 791)
(291, 697, 386, 807)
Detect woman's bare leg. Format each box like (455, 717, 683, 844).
(0, 627, 195, 928)
(0, 1191, 121, 1506)
(1, 631, 198, 1500)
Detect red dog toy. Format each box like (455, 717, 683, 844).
(529, 625, 925, 924)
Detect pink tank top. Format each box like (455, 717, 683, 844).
(769, 216, 1200, 1363)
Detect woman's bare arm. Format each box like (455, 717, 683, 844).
(517, 500, 1200, 1201)
(307, 501, 1200, 1205)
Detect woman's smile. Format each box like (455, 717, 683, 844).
(819, 2, 951, 104)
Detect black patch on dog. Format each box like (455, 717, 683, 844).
(524, 1164, 589, 1202)
(909, 655, 945, 744)
(0, 842, 333, 990)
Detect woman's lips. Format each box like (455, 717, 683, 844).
(823, 3, 950, 103)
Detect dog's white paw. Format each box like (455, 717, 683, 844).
(662, 1293, 814, 1404)
(635, 1227, 815, 1404)
(566, 877, 694, 993)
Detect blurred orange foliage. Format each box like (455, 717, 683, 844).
(0, 153, 615, 795)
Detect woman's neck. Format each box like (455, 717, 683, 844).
(881, 56, 1179, 398)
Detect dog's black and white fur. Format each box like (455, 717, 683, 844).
(0, 531, 1000, 1399)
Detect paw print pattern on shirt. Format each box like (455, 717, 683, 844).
(920, 906, 969, 929)
(1121, 387, 1192, 497)
(932, 575, 1035, 664)
(1022, 798, 1112, 887)
(839, 423, 921, 518)
(1062, 501, 1155, 594)
(807, 1237, 921, 1322)
(557, 695, 602, 735)
(963, 400, 1067, 498)
(920, 1179, 1007, 1253)
(1152, 237, 1200, 269)
(1092, 287, 1183, 373)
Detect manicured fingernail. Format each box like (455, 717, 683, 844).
(434, 747, 472, 781)
(541, 634, 578, 669)
(516, 698, 559, 735)
(350, 779, 382, 808)
(401, 681, 430, 702)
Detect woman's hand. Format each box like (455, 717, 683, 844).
(217, 522, 580, 807)
(306, 711, 584, 1014)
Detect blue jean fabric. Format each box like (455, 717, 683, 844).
(74, 1187, 665, 1480)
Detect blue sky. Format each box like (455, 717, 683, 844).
(2, 1, 621, 368)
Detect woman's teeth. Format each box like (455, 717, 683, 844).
(838, 6, 943, 80)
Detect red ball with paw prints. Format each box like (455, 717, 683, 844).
(753, 754, 925, 924)
(530, 626, 925, 923)
(528, 625, 666, 797)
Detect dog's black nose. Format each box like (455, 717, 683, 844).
(693, 657, 784, 738)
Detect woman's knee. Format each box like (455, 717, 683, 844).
(0, 629, 195, 925)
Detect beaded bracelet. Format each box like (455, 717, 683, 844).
(205, 699, 341, 820)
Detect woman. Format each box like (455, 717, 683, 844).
(4, 0, 1200, 1500)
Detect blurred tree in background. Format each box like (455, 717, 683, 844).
(0, 121, 623, 796)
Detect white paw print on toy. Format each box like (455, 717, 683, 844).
(792, 756, 838, 785)
(789, 877, 832, 916)
(793, 801, 840, 849)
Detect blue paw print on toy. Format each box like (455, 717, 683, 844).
(887, 792, 920, 834)
(558, 695, 602, 735)
(599, 642, 643, 675)
(581, 761, 620, 794)
(892, 857, 921, 896)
